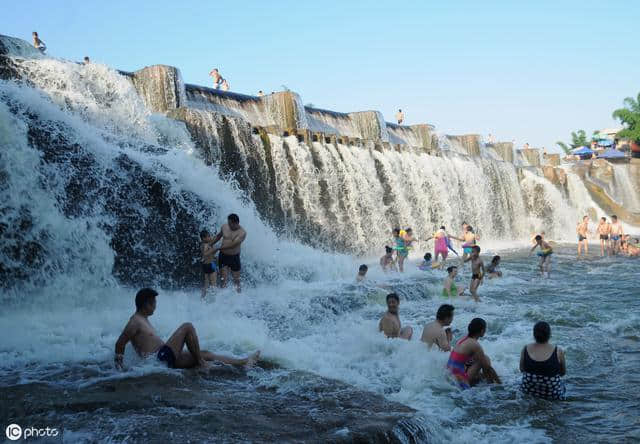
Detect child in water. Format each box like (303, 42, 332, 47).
(443, 266, 466, 298)
(418, 253, 432, 271)
(487, 255, 502, 278)
(380, 246, 397, 272)
(356, 264, 368, 282)
(530, 235, 553, 278)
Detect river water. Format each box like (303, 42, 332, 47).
(1, 245, 639, 443)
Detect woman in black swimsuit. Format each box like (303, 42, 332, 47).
(520, 321, 567, 400)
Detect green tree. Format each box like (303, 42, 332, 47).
(612, 92, 640, 143)
(556, 130, 592, 154)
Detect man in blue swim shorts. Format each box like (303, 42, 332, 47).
(114, 288, 260, 370)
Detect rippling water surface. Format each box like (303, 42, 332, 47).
(1, 245, 638, 443)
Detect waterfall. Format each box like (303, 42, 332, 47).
(1, 32, 636, 295)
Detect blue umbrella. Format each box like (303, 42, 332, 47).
(598, 148, 625, 159)
(572, 146, 594, 155)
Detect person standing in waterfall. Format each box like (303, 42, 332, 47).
(576, 215, 590, 258)
(597, 217, 610, 256)
(211, 214, 247, 292)
(209, 68, 222, 89)
(200, 229, 219, 300)
(393, 228, 408, 272)
(610, 215, 624, 255)
(396, 109, 404, 125)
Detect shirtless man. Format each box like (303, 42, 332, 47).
(114, 288, 259, 370)
(463, 246, 484, 302)
(200, 229, 218, 300)
(447, 318, 501, 389)
(356, 264, 368, 282)
(32, 31, 46, 53)
(209, 68, 222, 89)
(379, 293, 413, 340)
(211, 214, 247, 291)
(610, 215, 624, 255)
(576, 215, 589, 257)
(597, 217, 610, 257)
(396, 109, 404, 125)
(421, 304, 454, 351)
(530, 235, 553, 278)
(380, 246, 397, 272)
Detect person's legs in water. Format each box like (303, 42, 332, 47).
(231, 270, 241, 292)
(165, 323, 206, 368)
(166, 323, 261, 369)
(201, 266, 217, 300)
(469, 278, 480, 302)
(544, 255, 552, 278)
(399, 326, 413, 340)
(538, 256, 545, 276)
(219, 266, 230, 288)
(467, 355, 500, 386)
(397, 252, 407, 272)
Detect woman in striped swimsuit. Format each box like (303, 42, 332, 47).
(447, 318, 501, 389)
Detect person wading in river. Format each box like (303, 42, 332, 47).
(211, 213, 247, 292)
(447, 317, 501, 389)
(114, 288, 259, 370)
(520, 321, 566, 400)
(576, 215, 589, 258)
(597, 216, 610, 257)
(421, 304, 454, 351)
(610, 215, 624, 255)
(379, 293, 413, 340)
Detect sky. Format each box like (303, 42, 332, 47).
(2, 0, 638, 152)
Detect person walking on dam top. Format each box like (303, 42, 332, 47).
(210, 213, 247, 292)
(209, 68, 222, 89)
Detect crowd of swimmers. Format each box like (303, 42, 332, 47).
(379, 295, 566, 400)
(113, 214, 634, 402)
(375, 222, 501, 302)
(580, 214, 639, 257)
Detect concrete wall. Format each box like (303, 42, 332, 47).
(544, 153, 560, 166)
(127, 63, 440, 152)
(446, 135, 481, 156)
(516, 149, 541, 167)
(492, 142, 514, 163)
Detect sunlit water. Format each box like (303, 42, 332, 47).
(1, 245, 638, 442)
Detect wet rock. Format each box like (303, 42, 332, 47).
(0, 369, 428, 443)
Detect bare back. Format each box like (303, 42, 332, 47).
(421, 321, 448, 350)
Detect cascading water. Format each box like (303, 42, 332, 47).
(2, 35, 639, 444)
